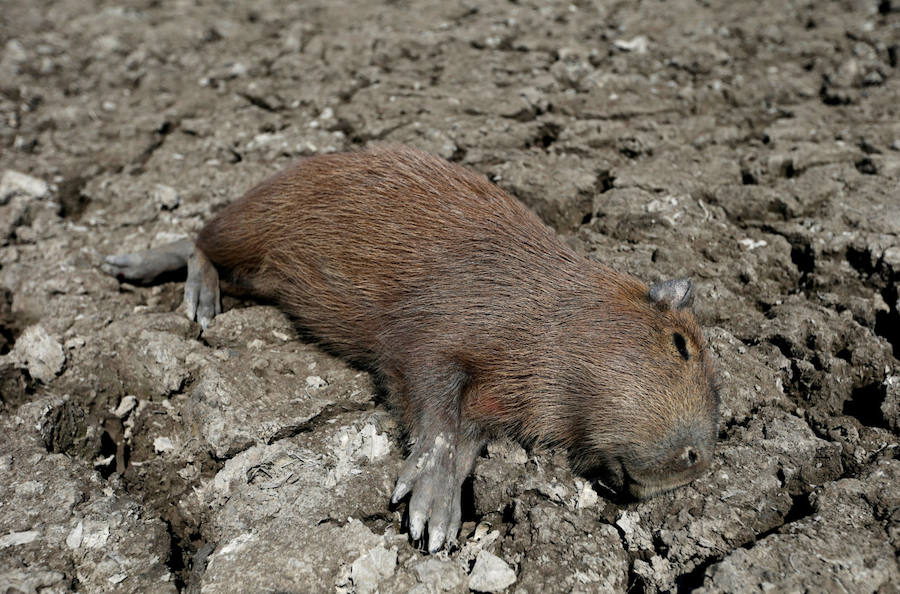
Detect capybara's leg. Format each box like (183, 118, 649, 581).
(184, 246, 221, 329)
(103, 239, 221, 328)
(102, 238, 194, 284)
(389, 367, 486, 553)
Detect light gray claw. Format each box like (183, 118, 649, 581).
(391, 481, 410, 504)
(409, 506, 426, 541)
(184, 282, 198, 323)
(446, 489, 462, 547)
(427, 518, 448, 554)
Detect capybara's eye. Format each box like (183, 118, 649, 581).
(673, 332, 690, 360)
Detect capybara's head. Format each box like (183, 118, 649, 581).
(567, 278, 719, 499)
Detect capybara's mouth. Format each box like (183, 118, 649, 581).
(624, 463, 709, 500)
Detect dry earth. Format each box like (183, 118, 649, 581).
(1, 0, 899, 592)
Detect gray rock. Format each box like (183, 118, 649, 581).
(468, 550, 516, 593)
(200, 517, 390, 592)
(151, 183, 180, 210)
(11, 325, 65, 383)
(617, 409, 843, 593)
(350, 545, 397, 594)
(697, 460, 900, 593)
(0, 530, 41, 548)
(185, 337, 375, 458)
(87, 314, 198, 400)
(197, 416, 400, 592)
(883, 375, 900, 432)
(514, 504, 629, 592)
(413, 558, 466, 592)
(0, 170, 49, 202)
(490, 153, 597, 232)
(0, 569, 67, 594)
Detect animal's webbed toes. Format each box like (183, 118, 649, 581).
(393, 434, 464, 553)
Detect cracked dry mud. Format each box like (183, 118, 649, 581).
(1, 0, 898, 592)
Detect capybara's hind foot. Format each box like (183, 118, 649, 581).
(103, 239, 221, 329)
(184, 247, 220, 329)
(102, 238, 194, 284)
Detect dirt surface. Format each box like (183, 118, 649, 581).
(1, 0, 899, 592)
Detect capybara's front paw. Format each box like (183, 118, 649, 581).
(392, 434, 463, 553)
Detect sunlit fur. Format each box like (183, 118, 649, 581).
(198, 144, 719, 496)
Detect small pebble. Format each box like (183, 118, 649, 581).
(0, 170, 49, 202)
(12, 325, 65, 383)
(468, 550, 516, 592)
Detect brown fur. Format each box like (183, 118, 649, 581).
(197, 144, 719, 496)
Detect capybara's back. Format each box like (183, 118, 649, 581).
(197, 145, 584, 367)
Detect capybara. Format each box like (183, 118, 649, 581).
(105, 144, 719, 552)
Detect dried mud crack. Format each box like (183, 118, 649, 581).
(2, 0, 899, 592)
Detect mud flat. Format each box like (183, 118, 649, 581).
(1, 0, 898, 592)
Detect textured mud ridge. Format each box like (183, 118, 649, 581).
(1, 0, 898, 592)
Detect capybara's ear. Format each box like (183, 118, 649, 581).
(649, 278, 694, 310)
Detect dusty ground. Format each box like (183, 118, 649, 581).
(1, 0, 899, 592)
